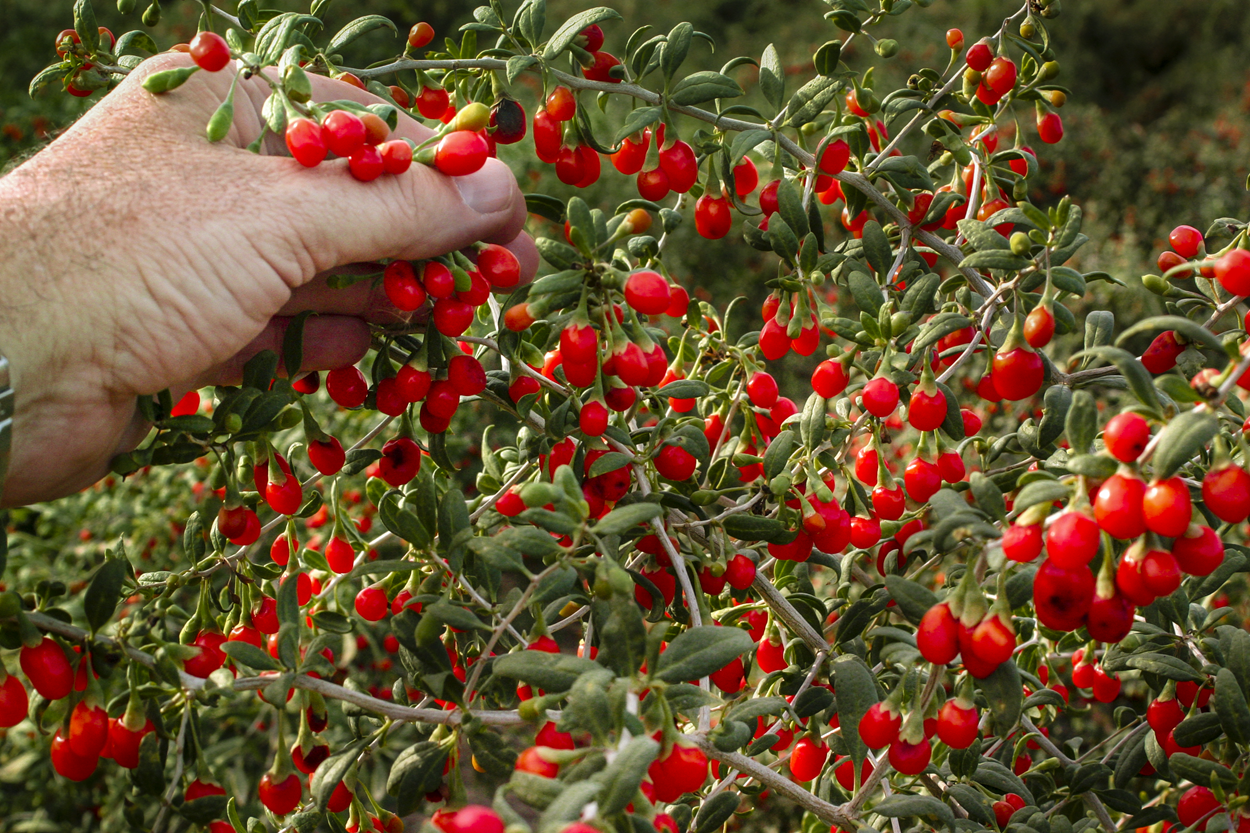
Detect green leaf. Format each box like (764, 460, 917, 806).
(543, 8, 623, 59)
(956, 219, 1010, 251)
(277, 564, 300, 627)
(911, 312, 973, 354)
(506, 55, 538, 84)
(758, 44, 784, 110)
(973, 759, 1034, 805)
(695, 793, 740, 833)
(792, 686, 835, 718)
(1073, 346, 1162, 417)
(861, 221, 892, 276)
(660, 22, 692, 82)
(84, 557, 129, 633)
(595, 735, 659, 815)
(1112, 729, 1149, 790)
(1065, 390, 1098, 454)
(588, 451, 633, 479)
(28, 63, 70, 98)
(510, 770, 564, 810)
(873, 155, 934, 191)
(833, 655, 877, 773)
(1169, 753, 1237, 791)
(1151, 408, 1218, 479)
(875, 795, 955, 829)
(74, 0, 99, 53)
(377, 492, 432, 549)
(762, 430, 799, 480)
(539, 781, 602, 831)
(1066, 453, 1117, 479)
(492, 651, 600, 692)
(670, 71, 743, 106)
(1172, 712, 1223, 748)
(221, 640, 282, 671)
(654, 625, 753, 683)
(784, 75, 841, 128)
(425, 600, 489, 632)
(1117, 315, 1224, 353)
(776, 178, 811, 247)
(947, 784, 996, 827)
(514, 0, 545, 47)
(969, 472, 1007, 521)
(1012, 479, 1070, 514)
(179, 796, 229, 825)
(658, 379, 710, 399)
(722, 514, 793, 544)
(884, 575, 937, 625)
(977, 660, 1023, 736)
(595, 503, 662, 537)
(848, 267, 884, 315)
(326, 14, 397, 54)
(729, 128, 772, 163)
(1123, 652, 1203, 681)
(130, 731, 165, 795)
(959, 250, 1031, 272)
(613, 107, 661, 145)
(1214, 668, 1250, 745)
(387, 741, 448, 817)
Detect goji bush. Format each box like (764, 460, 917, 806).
(9, 1, 1250, 833)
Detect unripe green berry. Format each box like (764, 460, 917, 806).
(1010, 232, 1032, 256)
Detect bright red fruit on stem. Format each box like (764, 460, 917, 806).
(21, 637, 73, 701)
(862, 377, 900, 417)
(189, 31, 230, 72)
(286, 118, 327, 167)
(624, 270, 671, 315)
(789, 736, 829, 782)
(1032, 558, 1094, 631)
(908, 387, 947, 431)
(407, 21, 435, 49)
(916, 602, 959, 664)
(1141, 476, 1192, 538)
(1169, 225, 1203, 258)
(1216, 248, 1250, 296)
(888, 738, 931, 775)
(965, 41, 993, 71)
(435, 131, 489, 176)
(582, 51, 622, 83)
(937, 700, 979, 748)
(1103, 412, 1150, 462)
(258, 772, 303, 815)
(379, 437, 422, 487)
(51, 729, 98, 781)
(859, 702, 902, 749)
(991, 346, 1043, 400)
(1094, 473, 1147, 539)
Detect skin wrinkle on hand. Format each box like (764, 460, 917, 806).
(0, 52, 537, 507)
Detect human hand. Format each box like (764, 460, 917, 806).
(0, 52, 537, 506)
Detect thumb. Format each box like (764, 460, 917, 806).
(258, 152, 528, 285)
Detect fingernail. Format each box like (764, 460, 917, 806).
(455, 159, 514, 215)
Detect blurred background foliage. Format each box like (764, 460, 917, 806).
(1, 0, 1249, 828)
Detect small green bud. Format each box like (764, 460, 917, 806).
(1010, 232, 1031, 256)
(141, 1, 161, 26)
(874, 39, 899, 59)
(283, 64, 312, 104)
(1141, 274, 1172, 296)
